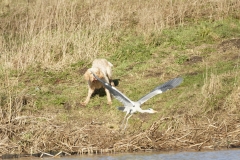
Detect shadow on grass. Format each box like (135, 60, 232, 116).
(92, 79, 120, 97)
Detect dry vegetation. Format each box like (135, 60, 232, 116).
(0, 0, 239, 71)
(0, 0, 240, 158)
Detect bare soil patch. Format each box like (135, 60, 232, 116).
(220, 39, 240, 51)
(184, 56, 203, 65)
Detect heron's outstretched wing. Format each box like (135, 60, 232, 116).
(138, 77, 183, 105)
(91, 72, 134, 106)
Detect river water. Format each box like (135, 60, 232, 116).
(40, 149, 240, 160)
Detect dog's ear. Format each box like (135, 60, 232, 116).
(98, 70, 104, 79)
(84, 69, 90, 81)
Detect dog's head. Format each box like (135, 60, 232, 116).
(84, 68, 104, 82)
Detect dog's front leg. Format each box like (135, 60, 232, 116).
(82, 87, 94, 106)
(105, 88, 112, 105)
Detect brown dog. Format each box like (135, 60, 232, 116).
(82, 59, 113, 106)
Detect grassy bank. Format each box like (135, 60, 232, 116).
(0, 0, 240, 157)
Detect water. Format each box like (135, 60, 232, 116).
(41, 149, 240, 160)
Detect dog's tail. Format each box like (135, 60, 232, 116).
(108, 61, 113, 67)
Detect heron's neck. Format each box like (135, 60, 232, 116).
(137, 108, 152, 113)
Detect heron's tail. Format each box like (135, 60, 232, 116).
(118, 107, 125, 111)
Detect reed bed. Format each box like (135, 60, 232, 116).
(1, 112, 239, 158)
(116, 115, 240, 152)
(0, 112, 122, 156)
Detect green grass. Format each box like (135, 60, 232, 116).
(96, 19, 240, 79)
(3, 18, 240, 132)
(151, 18, 240, 50)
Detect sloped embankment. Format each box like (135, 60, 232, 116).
(1, 111, 239, 158)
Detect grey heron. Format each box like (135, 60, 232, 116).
(91, 71, 183, 130)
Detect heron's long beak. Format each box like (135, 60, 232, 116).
(153, 110, 158, 113)
(91, 71, 97, 81)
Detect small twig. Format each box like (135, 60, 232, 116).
(176, 132, 192, 141)
(203, 145, 214, 149)
(189, 142, 204, 148)
(38, 151, 54, 158)
(208, 124, 218, 128)
(145, 135, 152, 142)
(53, 151, 62, 157)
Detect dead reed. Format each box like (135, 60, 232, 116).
(0, 0, 239, 71)
(0, 112, 122, 156)
(114, 114, 240, 152)
(1, 112, 239, 157)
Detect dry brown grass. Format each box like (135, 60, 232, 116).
(202, 73, 223, 98)
(114, 115, 240, 152)
(224, 86, 240, 114)
(0, 0, 240, 71)
(1, 113, 239, 157)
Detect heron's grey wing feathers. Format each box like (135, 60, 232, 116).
(154, 77, 183, 92)
(137, 90, 163, 105)
(108, 85, 134, 106)
(138, 77, 183, 105)
(91, 72, 134, 106)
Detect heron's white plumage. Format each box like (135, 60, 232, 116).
(138, 89, 163, 105)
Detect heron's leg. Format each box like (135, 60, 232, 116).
(123, 114, 133, 131)
(120, 113, 128, 129)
